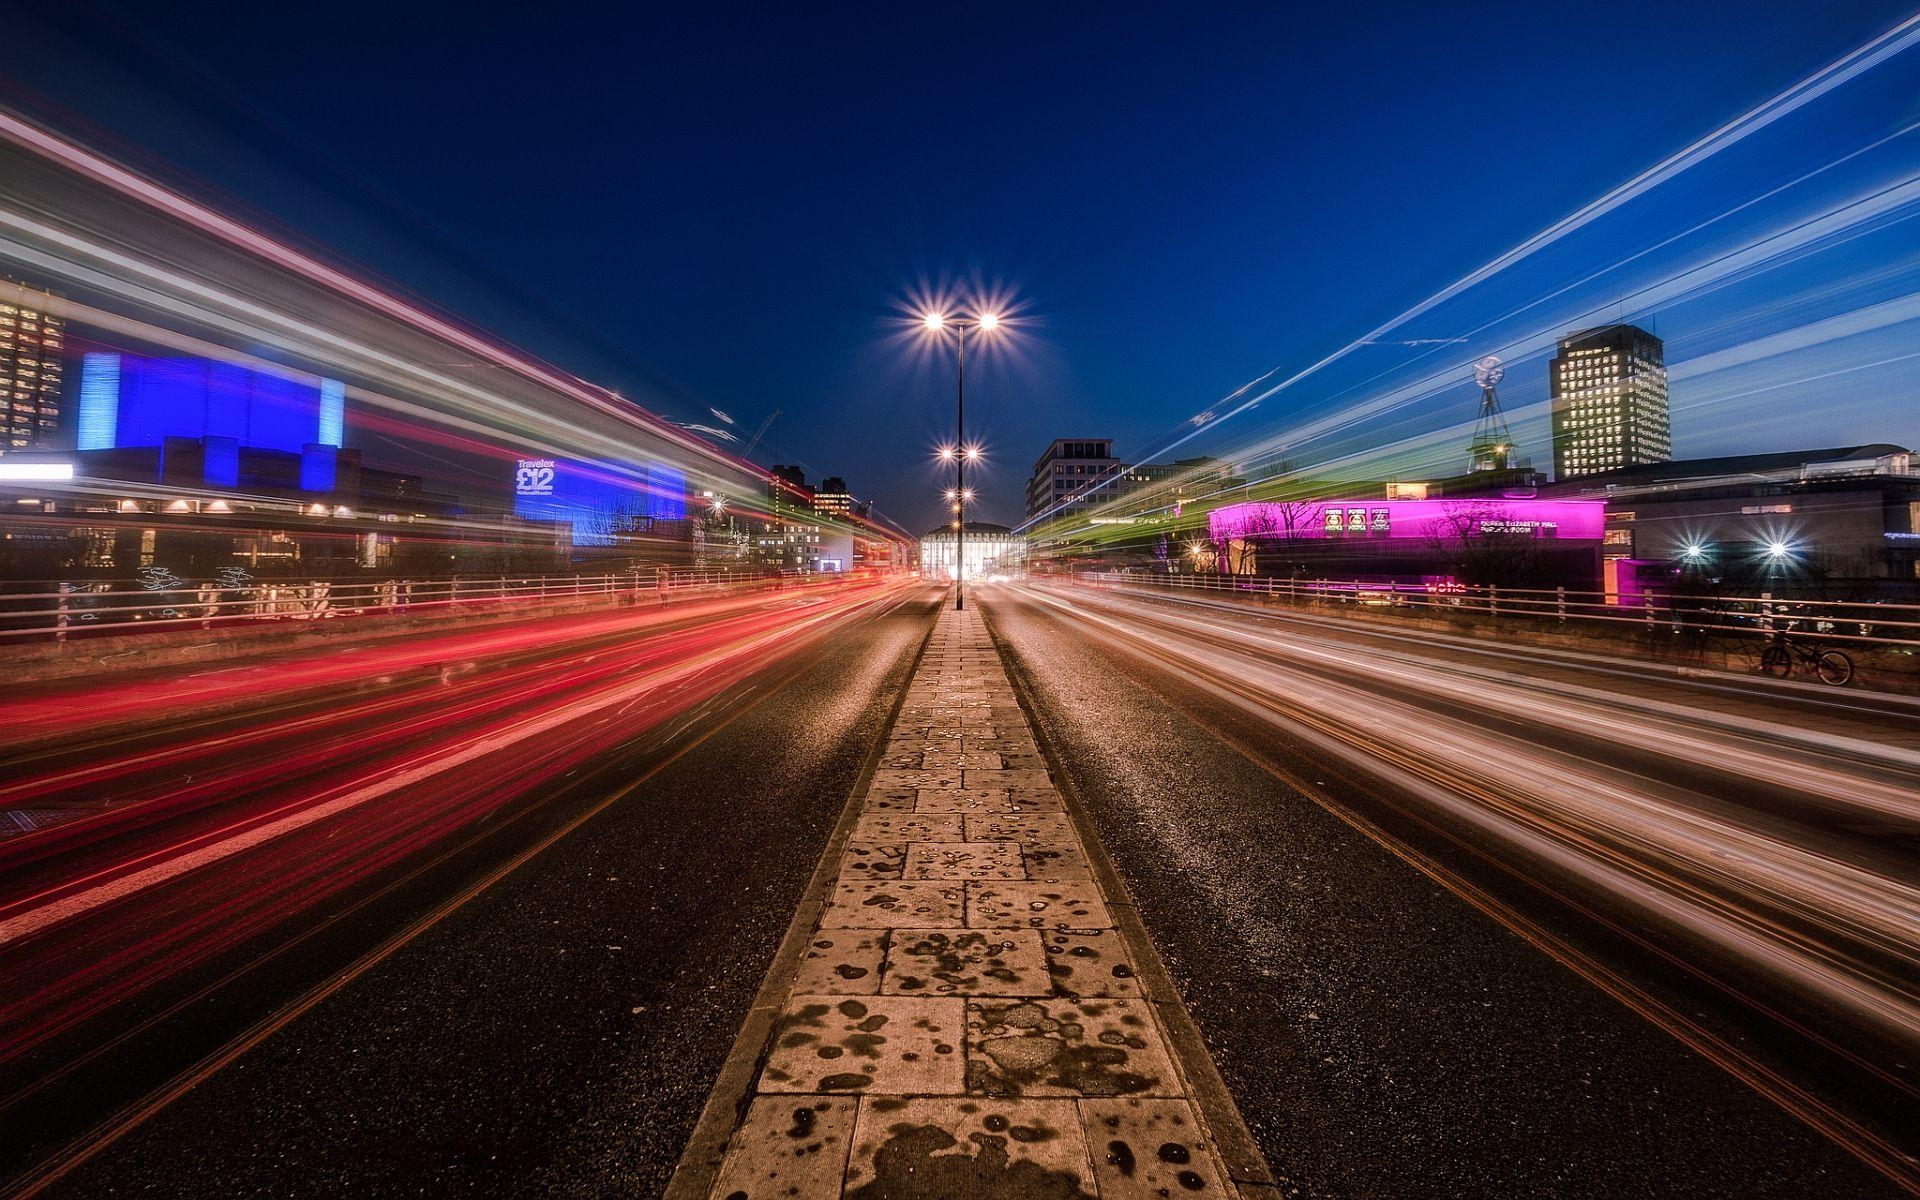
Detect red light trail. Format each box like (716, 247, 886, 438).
(0, 578, 925, 1066)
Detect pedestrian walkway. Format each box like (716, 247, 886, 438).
(672, 602, 1262, 1199)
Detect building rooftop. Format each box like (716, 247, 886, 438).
(921, 521, 1018, 538)
(1541, 444, 1913, 495)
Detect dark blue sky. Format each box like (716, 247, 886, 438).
(4, 1, 1916, 529)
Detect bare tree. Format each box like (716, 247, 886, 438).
(1222, 499, 1325, 576)
(1429, 503, 1545, 587)
(1225, 505, 1276, 575)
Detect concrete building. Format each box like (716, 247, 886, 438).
(0, 282, 64, 452)
(1026, 439, 1125, 523)
(1550, 324, 1670, 481)
(1541, 443, 1920, 596)
(1026, 438, 1241, 525)
(754, 466, 822, 571)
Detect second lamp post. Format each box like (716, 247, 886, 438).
(923, 309, 1001, 610)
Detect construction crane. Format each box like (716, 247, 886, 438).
(742, 409, 780, 457)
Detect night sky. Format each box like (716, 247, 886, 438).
(4, 1, 1917, 531)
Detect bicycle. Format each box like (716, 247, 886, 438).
(1757, 632, 1854, 686)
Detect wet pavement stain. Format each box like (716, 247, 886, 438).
(793, 932, 886, 995)
(844, 843, 908, 879)
(1081, 1098, 1229, 1196)
(903, 840, 1027, 881)
(883, 928, 1052, 996)
(913, 787, 1018, 815)
(845, 1124, 1096, 1200)
(707, 1095, 860, 1200)
(966, 999, 1179, 1098)
(967, 883, 1112, 931)
(825, 881, 963, 929)
(856, 814, 966, 842)
(762, 996, 966, 1093)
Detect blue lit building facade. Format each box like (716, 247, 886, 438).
(76, 353, 351, 494)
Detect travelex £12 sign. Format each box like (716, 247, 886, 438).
(515, 459, 556, 496)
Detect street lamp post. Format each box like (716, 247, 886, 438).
(924, 311, 1000, 610)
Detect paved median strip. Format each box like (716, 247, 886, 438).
(669, 603, 1270, 1199)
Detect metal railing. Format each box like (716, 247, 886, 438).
(1064, 570, 1920, 655)
(0, 567, 793, 645)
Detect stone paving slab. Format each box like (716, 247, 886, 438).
(881, 928, 1053, 996)
(793, 931, 887, 995)
(902, 840, 1026, 880)
(761, 996, 965, 1093)
(1083, 1098, 1230, 1197)
(844, 1096, 1096, 1197)
(851, 813, 963, 842)
(1043, 929, 1143, 998)
(913, 786, 1016, 815)
(840, 843, 906, 880)
(967, 812, 1077, 843)
(706, 1096, 859, 1200)
(683, 604, 1244, 1198)
(1024, 844, 1098, 881)
(823, 881, 964, 928)
(969, 881, 1114, 930)
(965, 998, 1182, 1098)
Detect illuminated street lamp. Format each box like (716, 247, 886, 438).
(922, 310, 1007, 609)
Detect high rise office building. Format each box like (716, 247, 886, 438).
(1550, 323, 1670, 480)
(0, 282, 63, 451)
(1025, 438, 1125, 523)
(815, 476, 854, 516)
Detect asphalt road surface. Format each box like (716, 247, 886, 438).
(6, 575, 1916, 1199)
(0, 582, 940, 1198)
(981, 578, 1918, 1200)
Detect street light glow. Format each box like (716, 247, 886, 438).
(937, 444, 957, 462)
(978, 312, 1002, 332)
(963, 444, 982, 462)
(1766, 539, 1793, 559)
(922, 312, 947, 331)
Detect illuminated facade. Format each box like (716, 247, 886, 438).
(920, 522, 1025, 581)
(1550, 324, 1670, 481)
(752, 466, 823, 570)
(1210, 497, 1606, 545)
(0, 284, 63, 451)
(1208, 495, 1606, 587)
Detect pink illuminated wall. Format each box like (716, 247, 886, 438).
(1208, 497, 1606, 543)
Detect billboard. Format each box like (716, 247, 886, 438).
(511, 458, 690, 545)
